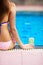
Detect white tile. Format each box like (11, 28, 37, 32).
(0, 50, 21, 65)
(21, 49, 43, 65)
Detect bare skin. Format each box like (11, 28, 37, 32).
(0, 2, 34, 50)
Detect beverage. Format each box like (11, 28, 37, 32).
(29, 37, 34, 44)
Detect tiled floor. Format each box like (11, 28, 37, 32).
(0, 50, 21, 65)
(0, 49, 43, 65)
(21, 49, 43, 65)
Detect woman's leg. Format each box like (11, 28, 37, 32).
(8, 42, 16, 50)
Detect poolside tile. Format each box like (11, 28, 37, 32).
(21, 49, 43, 65)
(0, 50, 21, 65)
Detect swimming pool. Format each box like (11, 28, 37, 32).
(16, 11, 43, 46)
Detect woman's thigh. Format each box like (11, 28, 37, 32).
(8, 42, 16, 50)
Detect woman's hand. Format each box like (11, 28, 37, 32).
(21, 44, 34, 49)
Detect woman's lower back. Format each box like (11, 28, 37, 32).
(0, 24, 11, 42)
(0, 24, 16, 50)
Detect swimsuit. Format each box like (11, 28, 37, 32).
(0, 22, 16, 50)
(0, 40, 12, 50)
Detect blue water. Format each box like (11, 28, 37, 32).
(16, 11, 43, 46)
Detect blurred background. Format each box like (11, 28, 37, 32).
(10, 0, 43, 48)
(11, 0, 43, 5)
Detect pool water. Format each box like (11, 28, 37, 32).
(16, 11, 43, 46)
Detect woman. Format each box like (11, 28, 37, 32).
(0, 0, 34, 50)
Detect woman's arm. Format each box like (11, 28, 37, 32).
(9, 3, 24, 48)
(9, 3, 34, 49)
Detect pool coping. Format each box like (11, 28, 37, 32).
(16, 5, 43, 11)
